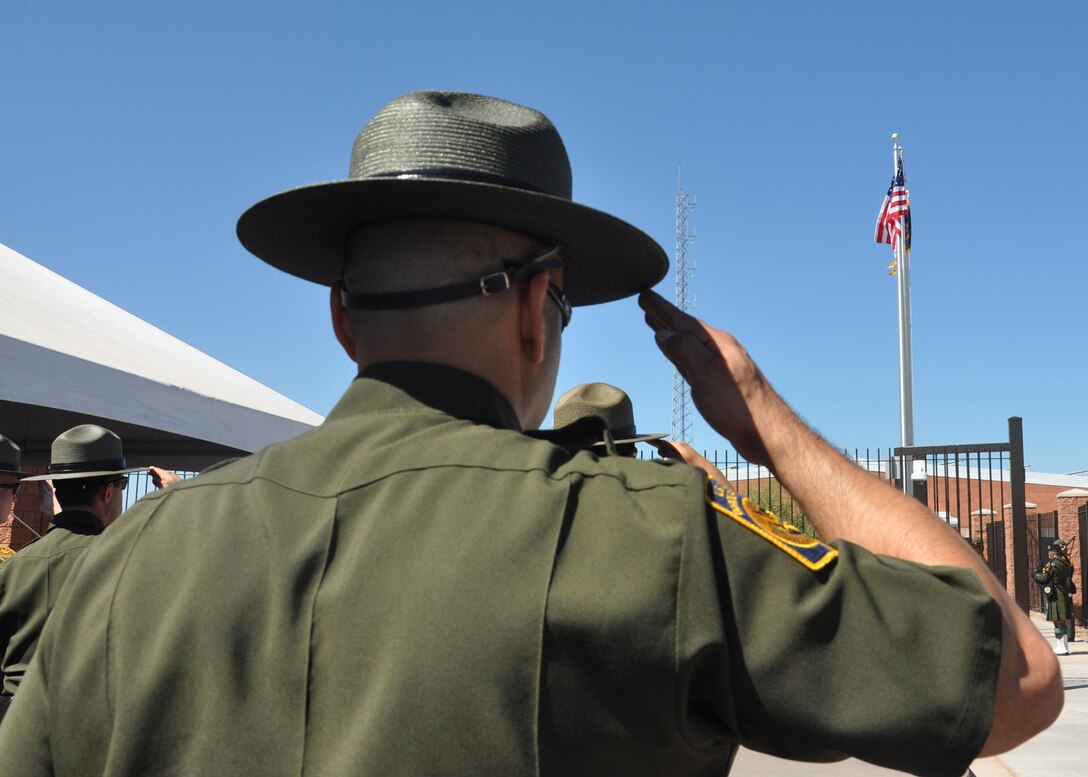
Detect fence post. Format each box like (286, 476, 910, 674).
(1008, 417, 1029, 613)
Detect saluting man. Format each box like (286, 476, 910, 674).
(0, 91, 1062, 775)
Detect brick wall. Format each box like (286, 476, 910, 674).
(0, 469, 53, 552)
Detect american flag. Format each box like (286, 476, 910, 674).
(875, 155, 911, 253)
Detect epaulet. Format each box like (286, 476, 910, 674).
(705, 477, 837, 571)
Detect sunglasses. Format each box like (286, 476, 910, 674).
(0, 483, 20, 495)
(112, 477, 129, 491)
(546, 281, 572, 330)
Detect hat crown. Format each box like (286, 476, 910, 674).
(554, 383, 637, 437)
(349, 91, 573, 200)
(49, 424, 126, 475)
(0, 434, 22, 474)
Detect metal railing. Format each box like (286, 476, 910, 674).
(121, 470, 198, 512)
(643, 445, 1017, 556)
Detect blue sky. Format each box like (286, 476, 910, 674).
(3, 1, 1085, 472)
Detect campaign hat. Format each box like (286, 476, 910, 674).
(553, 382, 667, 446)
(0, 434, 29, 479)
(236, 90, 668, 307)
(22, 425, 145, 482)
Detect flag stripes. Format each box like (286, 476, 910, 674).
(875, 155, 911, 250)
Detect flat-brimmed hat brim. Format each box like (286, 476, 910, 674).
(592, 432, 668, 447)
(237, 178, 669, 307)
(0, 468, 31, 480)
(23, 466, 145, 482)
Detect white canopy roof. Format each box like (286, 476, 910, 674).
(0, 242, 323, 469)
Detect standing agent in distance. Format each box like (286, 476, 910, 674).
(551, 382, 667, 457)
(1034, 541, 1075, 655)
(0, 91, 1061, 775)
(0, 435, 31, 567)
(549, 382, 717, 477)
(0, 425, 143, 723)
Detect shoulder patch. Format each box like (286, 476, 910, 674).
(706, 478, 837, 571)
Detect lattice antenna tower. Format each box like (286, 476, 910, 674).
(672, 177, 696, 446)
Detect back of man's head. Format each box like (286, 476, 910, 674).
(341, 219, 547, 350)
(54, 476, 113, 511)
(237, 90, 669, 429)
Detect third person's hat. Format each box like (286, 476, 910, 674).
(22, 425, 145, 482)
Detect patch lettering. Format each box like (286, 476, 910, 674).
(706, 478, 837, 571)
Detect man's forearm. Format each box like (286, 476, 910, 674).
(639, 288, 1063, 753)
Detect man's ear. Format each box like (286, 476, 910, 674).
(330, 283, 359, 362)
(97, 482, 115, 509)
(519, 272, 551, 366)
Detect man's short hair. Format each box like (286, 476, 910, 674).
(54, 476, 116, 510)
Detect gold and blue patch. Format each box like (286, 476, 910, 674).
(706, 478, 837, 571)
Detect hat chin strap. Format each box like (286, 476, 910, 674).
(340, 247, 564, 311)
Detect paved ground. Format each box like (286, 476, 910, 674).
(730, 613, 1086, 775)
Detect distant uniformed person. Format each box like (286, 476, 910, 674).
(551, 382, 666, 457)
(0, 435, 30, 570)
(0, 91, 1062, 775)
(0, 425, 143, 722)
(1034, 541, 1075, 655)
(1052, 536, 1077, 641)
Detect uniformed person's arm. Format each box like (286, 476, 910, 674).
(0, 656, 53, 775)
(640, 289, 1063, 756)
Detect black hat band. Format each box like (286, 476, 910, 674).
(47, 458, 127, 474)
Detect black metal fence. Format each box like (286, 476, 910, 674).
(645, 439, 1020, 596)
(895, 420, 1030, 610)
(1027, 511, 1058, 613)
(893, 444, 1012, 547)
(987, 521, 1007, 589)
(121, 470, 198, 512)
(697, 448, 897, 539)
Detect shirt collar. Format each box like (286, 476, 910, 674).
(49, 509, 105, 535)
(335, 362, 523, 432)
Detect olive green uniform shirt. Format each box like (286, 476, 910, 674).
(1034, 557, 1074, 623)
(0, 364, 1001, 776)
(0, 511, 104, 696)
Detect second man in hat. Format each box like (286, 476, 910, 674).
(0, 424, 143, 719)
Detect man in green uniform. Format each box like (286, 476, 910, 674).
(0, 91, 1062, 774)
(0, 425, 143, 723)
(1053, 537, 1077, 641)
(1034, 541, 1074, 655)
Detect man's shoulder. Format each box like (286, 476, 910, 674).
(556, 450, 709, 499)
(2, 528, 92, 562)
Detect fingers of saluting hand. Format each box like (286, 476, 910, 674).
(638, 290, 704, 337)
(638, 289, 775, 468)
(638, 290, 720, 376)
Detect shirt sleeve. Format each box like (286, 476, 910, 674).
(0, 619, 54, 776)
(675, 482, 1002, 777)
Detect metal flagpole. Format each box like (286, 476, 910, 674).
(892, 133, 915, 495)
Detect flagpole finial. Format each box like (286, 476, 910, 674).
(891, 132, 900, 143)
